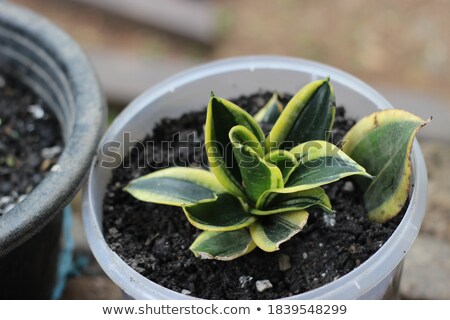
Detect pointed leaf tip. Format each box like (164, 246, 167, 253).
(266, 79, 335, 150)
(254, 92, 285, 125)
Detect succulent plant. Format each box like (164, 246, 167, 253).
(125, 78, 428, 260)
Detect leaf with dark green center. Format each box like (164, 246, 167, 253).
(205, 95, 265, 198)
(287, 140, 371, 188)
(232, 143, 283, 205)
(229, 125, 264, 157)
(189, 229, 256, 261)
(254, 92, 284, 124)
(183, 193, 256, 231)
(257, 141, 371, 204)
(266, 79, 335, 151)
(343, 110, 429, 223)
(264, 149, 298, 183)
(253, 187, 332, 215)
(124, 167, 225, 206)
(249, 210, 309, 252)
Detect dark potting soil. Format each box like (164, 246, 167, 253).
(103, 91, 404, 299)
(0, 74, 63, 216)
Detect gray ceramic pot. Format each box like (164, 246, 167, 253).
(0, 2, 106, 298)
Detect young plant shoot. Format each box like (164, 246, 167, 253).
(125, 78, 428, 260)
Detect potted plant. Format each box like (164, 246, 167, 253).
(0, 2, 106, 299)
(83, 56, 428, 299)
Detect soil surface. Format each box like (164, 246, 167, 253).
(103, 92, 403, 299)
(0, 74, 63, 216)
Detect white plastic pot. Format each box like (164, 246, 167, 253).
(83, 56, 427, 299)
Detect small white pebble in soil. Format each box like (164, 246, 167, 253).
(40, 159, 52, 172)
(197, 253, 212, 260)
(278, 254, 291, 272)
(342, 181, 355, 192)
(323, 212, 336, 227)
(319, 242, 324, 247)
(302, 252, 308, 259)
(348, 244, 357, 253)
(28, 104, 45, 119)
(41, 145, 62, 159)
(321, 273, 326, 278)
(0, 196, 14, 207)
(109, 227, 119, 235)
(239, 275, 253, 288)
(181, 289, 191, 295)
(313, 278, 318, 282)
(255, 97, 265, 106)
(256, 280, 273, 293)
(26, 123, 35, 132)
(51, 164, 62, 172)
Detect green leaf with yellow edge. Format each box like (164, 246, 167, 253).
(183, 193, 256, 231)
(232, 143, 283, 205)
(124, 167, 225, 206)
(264, 149, 298, 183)
(229, 125, 264, 157)
(287, 140, 372, 188)
(266, 79, 335, 151)
(254, 92, 284, 124)
(252, 187, 332, 215)
(257, 141, 372, 205)
(249, 210, 309, 252)
(190, 229, 256, 261)
(205, 95, 265, 198)
(342, 109, 429, 223)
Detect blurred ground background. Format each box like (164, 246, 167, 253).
(9, 0, 450, 299)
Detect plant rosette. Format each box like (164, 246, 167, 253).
(83, 56, 428, 299)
